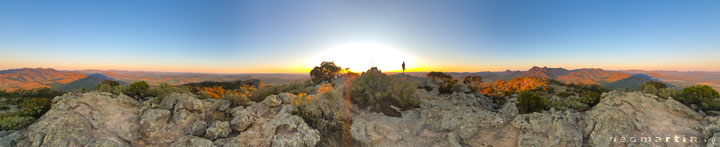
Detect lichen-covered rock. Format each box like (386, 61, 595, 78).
(189, 120, 208, 136)
(262, 95, 283, 107)
(278, 93, 297, 104)
(230, 109, 254, 132)
(139, 109, 171, 144)
(13, 92, 141, 146)
(205, 121, 231, 140)
(213, 101, 320, 146)
(584, 91, 704, 146)
(171, 135, 214, 147)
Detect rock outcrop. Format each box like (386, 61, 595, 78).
(350, 91, 714, 147)
(2, 87, 718, 147)
(0, 92, 320, 146)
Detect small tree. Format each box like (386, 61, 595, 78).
(310, 61, 342, 84)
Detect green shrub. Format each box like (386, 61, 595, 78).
(125, 81, 150, 99)
(18, 98, 52, 118)
(112, 85, 127, 95)
(676, 85, 720, 110)
(642, 84, 658, 95)
(579, 91, 601, 107)
(352, 72, 418, 116)
(517, 91, 547, 114)
(658, 88, 679, 99)
(98, 83, 113, 93)
(0, 115, 35, 130)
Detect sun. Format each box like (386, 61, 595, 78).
(310, 42, 415, 73)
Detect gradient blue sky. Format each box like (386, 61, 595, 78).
(1, 0, 719, 73)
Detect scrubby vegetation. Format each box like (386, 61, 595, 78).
(426, 71, 457, 94)
(125, 81, 150, 99)
(352, 71, 419, 117)
(517, 91, 547, 114)
(0, 88, 58, 130)
(674, 85, 720, 111)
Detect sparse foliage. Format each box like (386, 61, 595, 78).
(352, 72, 418, 116)
(517, 91, 547, 114)
(18, 98, 52, 118)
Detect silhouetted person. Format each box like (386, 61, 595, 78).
(402, 61, 406, 76)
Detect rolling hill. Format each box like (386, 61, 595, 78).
(52, 73, 123, 91)
(0, 68, 87, 91)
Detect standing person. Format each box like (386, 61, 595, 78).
(402, 61, 406, 76)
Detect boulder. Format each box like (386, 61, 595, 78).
(13, 92, 142, 146)
(584, 91, 704, 146)
(230, 109, 254, 132)
(262, 95, 283, 107)
(205, 121, 231, 140)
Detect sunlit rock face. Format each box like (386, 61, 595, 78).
(0, 92, 319, 147)
(350, 91, 713, 147)
(1, 86, 717, 147)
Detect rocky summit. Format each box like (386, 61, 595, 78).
(2, 89, 720, 146)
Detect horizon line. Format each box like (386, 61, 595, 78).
(3, 66, 720, 75)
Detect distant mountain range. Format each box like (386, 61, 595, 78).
(0, 68, 308, 91)
(0, 68, 87, 91)
(1, 67, 717, 91)
(401, 66, 720, 91)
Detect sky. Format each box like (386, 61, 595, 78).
(1, 0, 719, 73)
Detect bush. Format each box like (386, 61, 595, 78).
(658, 88, 679, 99)
(98, 83, 113, 93)
(18, 98, 52, 118)
(579, 91, 601, 107)
(426, 71, 457, 94)
(310, 61, 342, 84)
(352, 72, 418, 116)
(0, 115, 35, 130)
(463, 76, 483, 90)
(517, 91, 547, 114)
(249, 81, 314, 102)
(676, 85, 720, 110)
(642, 84, 658, 95)
(126, 81, 150, 99)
